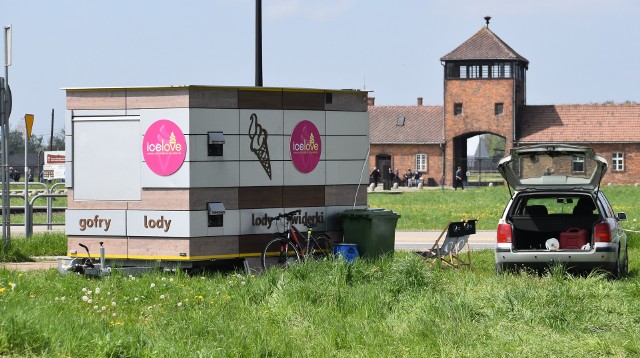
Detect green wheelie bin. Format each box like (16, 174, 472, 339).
(339, 208, 401, 259)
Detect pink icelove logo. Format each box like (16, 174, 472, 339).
(290, 120, 321, 173)
(142, 119, 187, 176)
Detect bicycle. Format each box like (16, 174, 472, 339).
(261, 209, 334, 270)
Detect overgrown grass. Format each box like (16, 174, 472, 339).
(0, 232, 67, 262)
(2, 251, 640, 356)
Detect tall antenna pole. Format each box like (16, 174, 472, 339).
(255, 0, 263, 86)
(49, 109, 54, 151)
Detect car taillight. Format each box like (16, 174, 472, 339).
(594, 223, 611, 242)
(497, 223, 512, 243)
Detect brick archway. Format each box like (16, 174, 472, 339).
(450, 132, 506, 187)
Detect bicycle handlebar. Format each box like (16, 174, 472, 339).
(270, 209, 302, 222)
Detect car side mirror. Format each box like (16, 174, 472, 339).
(617, 212, 627, 221)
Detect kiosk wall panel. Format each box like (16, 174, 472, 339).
(73, 120, 141, 200)
(189, 108, 240, 133)
(283, 161, 326, 186)
(67, 236, 128, 259)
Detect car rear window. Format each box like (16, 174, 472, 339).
(515, 196, 596, 215)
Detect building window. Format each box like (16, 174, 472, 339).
(416, 154, 428, 172)
(482, 65, 490, 78)
(572, 155, 585, 173)
(495, 103, 504, 115)
(491, 63, 502, 78)
(444, 62, 517, 80)
(468, 65, 480, 78)
(454, 103, 463, 116)
(612, 152, 624, 171)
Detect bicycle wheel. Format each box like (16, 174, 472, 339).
(308, 234, 334, 260)
(262, 237, 301, 270)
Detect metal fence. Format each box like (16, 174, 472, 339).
(465, 156, 501, 174)
(1, 181, 66, 237)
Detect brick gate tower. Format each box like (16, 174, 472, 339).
(440, 17, 529, 186)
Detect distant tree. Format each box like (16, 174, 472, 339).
(6, 128, 63, 155)
(7, 128, 44, 154)
(481, 134, 506, 158)
(48, 129, 65, 151)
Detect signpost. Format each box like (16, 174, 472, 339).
(2, 25, 12, 247)
(24, 114, 34, 236)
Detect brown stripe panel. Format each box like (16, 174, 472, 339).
(68, 186, 363, 210)
(238, 89, 283, 109)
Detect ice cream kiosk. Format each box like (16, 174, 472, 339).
(60, 85, 369, 274)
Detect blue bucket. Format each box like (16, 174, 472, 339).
(333, 243, 359, 262)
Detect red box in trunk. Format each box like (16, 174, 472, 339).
(559, 227, 588, 249)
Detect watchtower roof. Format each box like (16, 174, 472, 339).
(440, 26, 529, 64)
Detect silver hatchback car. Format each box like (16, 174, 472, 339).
(495, 144, 628, 277)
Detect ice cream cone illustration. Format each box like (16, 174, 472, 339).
(249, 113, 272, 179)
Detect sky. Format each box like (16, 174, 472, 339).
(2, 0, 639, 141)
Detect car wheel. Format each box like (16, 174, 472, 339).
(495, 263, 505, 275)
(621, 244, 629, 277)
(613, 246, 628, 279)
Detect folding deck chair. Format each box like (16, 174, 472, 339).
(418, 219, 477, 268)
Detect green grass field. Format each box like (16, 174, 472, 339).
(1, 186, 640, 356)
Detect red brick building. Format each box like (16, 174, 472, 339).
(369, 21, 640, 186)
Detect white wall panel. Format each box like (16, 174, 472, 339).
(140, 160, 190, 188)
(206, 210, 241, 236)
(74, 120, 141, 200)
(284, 110, 326, 133)
(325, 136, 370, 161)
(189, 108, 240, 134)
(140, 108, 190, 134)
(283, 160, 326, 186)
(65, 161, 73, 187)
(191, 161, 241, 187)
(143, 161, 244, 188)
(65, 110, 73, 136)
(325, 160, 370, 185)
(326, 111, 369, 135)
(65, 134, 73, 187)
(188, 134, 241, 162)
(239, 160, 284, 186)
(66, 209, 127, 236)
(127, 210, 204, 237)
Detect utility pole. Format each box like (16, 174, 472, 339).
(255, 0, 263, 87)
(49, 109, 54, 151)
